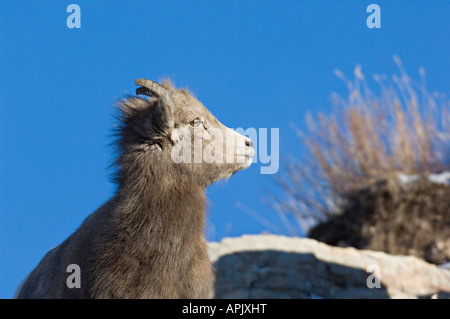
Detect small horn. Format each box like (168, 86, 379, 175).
(135, 78, 168, 97)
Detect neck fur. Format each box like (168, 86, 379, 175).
(112, 149, 207, 251)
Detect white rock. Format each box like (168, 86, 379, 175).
(208, 235, 450, 299)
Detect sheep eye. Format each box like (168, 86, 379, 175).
(189, 118, 203, 127)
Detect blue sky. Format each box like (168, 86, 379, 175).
(0, 1, 448, 298)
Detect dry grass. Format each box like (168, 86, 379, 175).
(270, 56, 450, 235)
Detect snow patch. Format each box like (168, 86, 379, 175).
(428, 171, 450, 186)
(397, 171, 450, 186)
(397, 173, 419, 185)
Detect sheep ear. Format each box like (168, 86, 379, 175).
(151, 93, 175, 134)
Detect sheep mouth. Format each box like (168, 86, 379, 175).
(236, 147, 256, 158)
(235, 154, 254, 167)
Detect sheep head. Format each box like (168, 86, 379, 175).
(115, 78, 255, 187)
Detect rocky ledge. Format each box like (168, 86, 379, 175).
(208, 235, 450, 299)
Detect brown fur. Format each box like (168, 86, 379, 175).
(16, 80, 254, 298)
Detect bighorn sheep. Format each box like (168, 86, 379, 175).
(15, 79, 255, 298)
